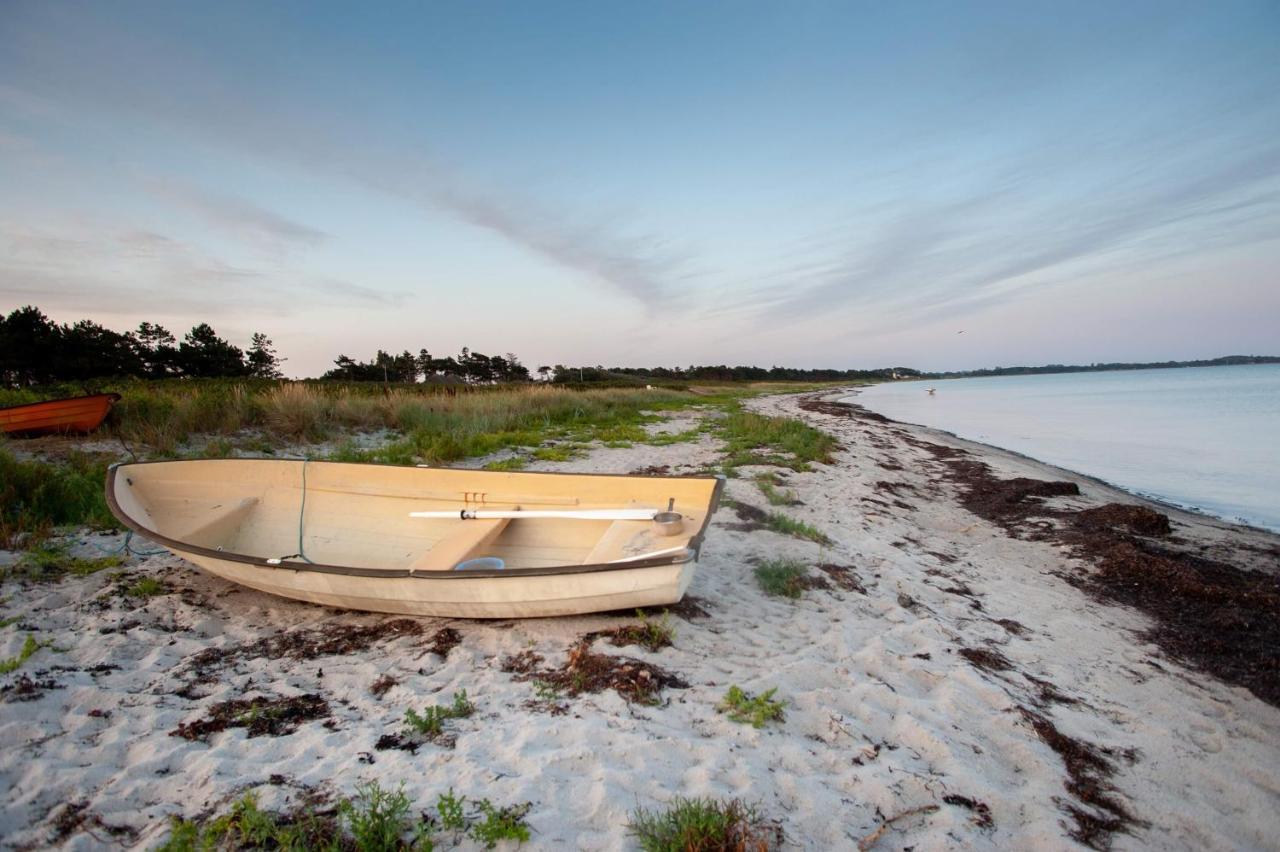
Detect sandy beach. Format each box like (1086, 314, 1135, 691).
(2, 388, 1278, 850)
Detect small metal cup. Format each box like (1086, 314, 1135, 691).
(652, 511, 685, 536)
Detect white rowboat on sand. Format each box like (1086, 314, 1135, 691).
(106, 459, 724, 618)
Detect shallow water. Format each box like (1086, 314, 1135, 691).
(851, 364, 1280, 532)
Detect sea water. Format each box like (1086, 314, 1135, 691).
(850, 364, 1280, 532)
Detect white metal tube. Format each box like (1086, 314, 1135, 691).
(408, 508, 658, 521)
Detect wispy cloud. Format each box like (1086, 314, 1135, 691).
(2, 11, 695, 310)
(143, 176, 327, 254)
(0, 218, 395, 318)
(742, 128, 1280, 334)
(301, 277, 406, 306)
(398, 177, 692, 308)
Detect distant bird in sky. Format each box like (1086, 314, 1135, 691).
(957, 330, 966, 334)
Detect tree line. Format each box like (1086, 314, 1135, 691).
(548, 364, 920, 383)
(322, 348, 531, 384)
(2, 304, 928, 390)
(0, 306, 536, 388)
(0, 306, 283, 387)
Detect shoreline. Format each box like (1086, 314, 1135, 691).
(845, 382, 1280, 537)
(2, 389, 1278, 849)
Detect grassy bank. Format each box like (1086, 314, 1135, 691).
(0, 447, 118, 548)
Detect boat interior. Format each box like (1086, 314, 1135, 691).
(111, 460, 721, 572)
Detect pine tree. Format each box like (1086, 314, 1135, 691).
(246, 332, 285, 378)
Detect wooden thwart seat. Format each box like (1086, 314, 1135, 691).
(582, 519, 650, 565)
(168, 497, 260, 546)
(409, 518, 511, 571)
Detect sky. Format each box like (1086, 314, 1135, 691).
(1, 1, 1277, 377)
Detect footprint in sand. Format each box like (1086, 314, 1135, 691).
(1188, 721, 1223, 754)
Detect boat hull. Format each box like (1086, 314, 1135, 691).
(106, 459, 722, 618)
(184, 551, 696, 618)
(0, 393, 120, 436)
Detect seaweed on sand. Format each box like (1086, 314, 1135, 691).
(956, 646, 1014, 673)
(512, 639, 687, 705)
(177, 618, 434, 695)
(170, 693, 330, 741)
(816, 563, 867, 593)
(1019, 708, 1144, 849)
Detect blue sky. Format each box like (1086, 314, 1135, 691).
(2, 0, 1277, 376)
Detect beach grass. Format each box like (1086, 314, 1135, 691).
(754, 472, 800, 506)
(628, 796, 778, 852)
(717, 685, 786, 728)
(124, 576, 167, 599)
(754, 558, 810, 598)
(762, 513, 830, 544)
(156, 781, 531, 852)
(0, 446, 118, 549)
(0, 634, 42, 674)
(718, 407, 837, 473)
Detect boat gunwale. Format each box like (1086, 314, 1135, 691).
(0, 392, 121, 414)
(105, 458, 726, 580)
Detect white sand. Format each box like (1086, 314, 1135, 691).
(2, 389, 1278, 850)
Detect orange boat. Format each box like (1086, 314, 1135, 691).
(0, 393, 121, 436)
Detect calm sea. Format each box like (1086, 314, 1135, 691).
(849, 364, 1280, 532)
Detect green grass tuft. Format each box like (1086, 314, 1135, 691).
(754, 473, 800, 506)
(124, 577, 167, 598)
(531, 445, 581, 462)
(0, 634, 43, 674)
(762, 512, 830, 544)
(717, 685, 786, 728)
(482, 456, 527, 471)
(404, 690, 476, 738)
(753, 558, 809, 598)
(4, 541, 126, 582)
(628, 796, 778, 852)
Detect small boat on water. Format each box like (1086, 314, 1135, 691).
(0, 392, 121, 436)
(106, 459, 725, 618)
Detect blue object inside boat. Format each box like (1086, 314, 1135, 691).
(454, 556, 505, 571)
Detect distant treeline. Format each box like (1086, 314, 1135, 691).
(927, 355, 1280, 379)
(548, 365, 920, 384)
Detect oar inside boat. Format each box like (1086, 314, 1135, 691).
(408, 508, 659, 520)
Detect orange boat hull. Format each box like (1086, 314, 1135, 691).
(0, 393, 121, 436)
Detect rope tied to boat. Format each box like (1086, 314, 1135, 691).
(294, 458, 316, 564)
